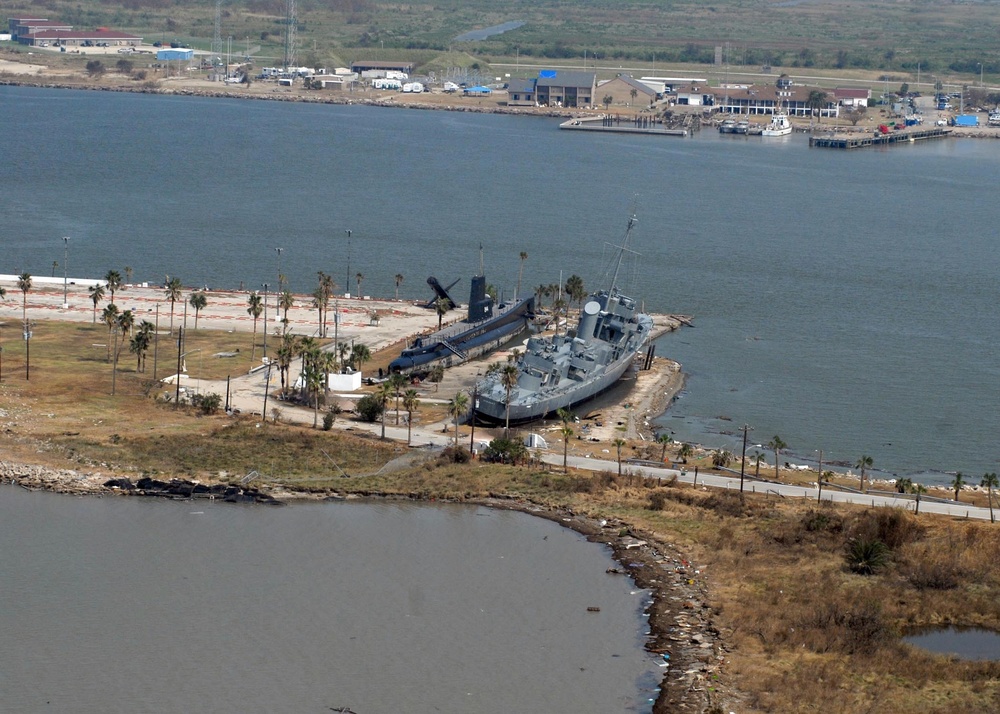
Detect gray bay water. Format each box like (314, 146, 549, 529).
(3, 85, 1000, 480)
(0, 486, 659, 712)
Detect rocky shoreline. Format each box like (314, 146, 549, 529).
(2, 459, 723, 713)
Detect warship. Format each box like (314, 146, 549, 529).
(473, 214, 654, 425)
(389, 273, 534, 374)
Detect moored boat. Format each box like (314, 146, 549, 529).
(761, 112, 792, 137)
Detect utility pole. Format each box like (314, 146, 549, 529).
(174, 327, 184, 408)
(62, 236, 70, 308)
(739, 423, 753, 494)
(262, 283, 269, 359)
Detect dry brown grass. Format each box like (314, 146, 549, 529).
(5, 321, 1000, 712)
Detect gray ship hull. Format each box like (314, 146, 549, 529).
(473, 349, 638, 424)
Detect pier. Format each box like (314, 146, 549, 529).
(809, 127, 951, 149)
(560, 115, 689, 137)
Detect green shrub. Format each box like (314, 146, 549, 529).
(356, 394, 384, 422)
(846, 537, 889, 575)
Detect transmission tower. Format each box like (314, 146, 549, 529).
(211, 0, 223, 67)
(283, 0, 296, 70)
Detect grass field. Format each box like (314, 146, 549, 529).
(4, 0, 998, 82)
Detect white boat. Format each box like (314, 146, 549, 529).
(761, 112, 792, 137)
(719, 119, 737, 134)
(734, 119, 749, 134)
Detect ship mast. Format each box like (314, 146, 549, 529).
(607, 213, 637, 294)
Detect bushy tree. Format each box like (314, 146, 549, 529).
(356, 393, 384, 422)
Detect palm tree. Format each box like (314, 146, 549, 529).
(712, 449, 733, 468)
(355, 272, 363, 298)
(807, 89, 829, 123)
(278, 290, 294, 331)
(656, 432, 673, 462)
(534, 284, 548, 309)
(614, 437, 627, 477)
(448, 391, 469, 447)
(275, 332, 298, 393)
(402, 389, 419, 446)
(247, 292, 263, 361)
(629, 86, 638, 104)
(124, 266, 133, 284)
(856, 454, 873, 493)
(753, 451, 765, 478)
(101, 303, 120, 362)
(561, 423, 574, 472)
(350, 343, 371, 372)
(516, 251, 527, 299)
(911, 482, 928, 514)
(116, 308, 135, 338)
(189, 291, 208, 329)
(677, 442, 693, 464)
(337, 342, 350, 372)
(434, 296, 450, 330)
(565, 274, 585, 308)
(981, 472, 999, 523)
(130, 320, 154, 372)
(316, 272, 335, 337)
(104, 270, 123, 304)
(500, 363, 519, 437)
(896, 477, 913, 494)
(88, 283, 106, 324)
(768, 435, 787, 481)
(17, 273, 32, 324)
(950, 472, 966, 502)
(164, 277, 182, 335)
(394, 273, 404, 301)
(389, 372, 407, 425)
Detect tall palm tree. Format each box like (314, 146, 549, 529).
(677, 442, 693, 464)
(355, 272, 363, 298)
(402, 389, 419, 446)
(950, 472, 966, 502)
(768, 435, 787, 481)
(500, 363, 519, 437)
(350, 343, 371, 372)
(656, 432, 673, 462)
(164, 277, 182, 335)
(104, 270, 123, 304)
(376, 380, 395, 439)
(337, 342, 350, 372)
(394, 273, 404, 301)
(561, 423, 574, 472)
(316, 271, 335, 337)
(516, 251, 527, 299)
(388, 372, 407, 425)
(124, 266, 133, 284)
(189, 291, 208, 329)
(278, 290, 294, 331)
(275, 332, 298, 393)
(130, 320, 154, 372)
(981, 472, 999, 523)
(534, 284, 548, 309)
(88, 283, 106, 324)
(101, 303, 119, 362)
(565, 274, 585, 307)
(247, 292, 263, 361)
(856, 454, 873, 493)
(614, 437, 627, 477)
(116, 308, 135, 338)
(434, 296, 450, 330)
(17, 273, 32, 324)
(448, 391, 469, 448)
(753, 451, 765, 478)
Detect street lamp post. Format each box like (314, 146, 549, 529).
(344, 230, 352, 297)
(62, 236, 70, 308)
(275, 247, 284, 289)
(979, 63, 984, 88)
(262, 283, 269, 359)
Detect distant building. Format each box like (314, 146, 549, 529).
(21, 28, 143, 47)
(534, 70, 596, 108)
(596, 74, 657, 107)
(834, 87, 871, 108)
(506, 77, 537, 106)
(350, 60, 415, 75)
(711, 83, 839, 118)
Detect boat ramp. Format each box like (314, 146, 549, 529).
(809, 127, 951, 150)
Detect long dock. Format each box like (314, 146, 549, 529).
(809, 127, 951, 149)
(560, 116, 688, 137)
